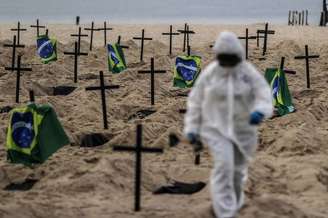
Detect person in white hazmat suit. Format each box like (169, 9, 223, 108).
(183, 32, 273, 218)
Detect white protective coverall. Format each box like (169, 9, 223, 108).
(184, 32, 273, 218)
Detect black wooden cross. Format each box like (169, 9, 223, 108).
(177, 23, 195, 52)
(71, 27, 88, 53)
(162, 25, 180, 55)
(117, 35, 130, 49)
(295, 45, 320, 89)
(64, 41, 88, 83)
(30, 19, 46, 37)
(133, 29, 153, 62)
(113, 124, 163, 212)
(97, 21, 113, 47)
(5, 55, 32, 103)
(257, 23, 275, 56)
(138, 58, 166, 105)
(238, 28, 257, 60)
(84, 21, 99, 51)
(29, 90, 35, 102)
(3, 35, 25, 70)
(85, 71, 119, 129)
(10, 22, 27, 46)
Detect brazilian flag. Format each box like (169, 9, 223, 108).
(6, 103, 69, 166)
(265, 68, 295, 116)
(37, 35, 57, 64)
(107, 43, 127, 73)
(173, 55, 201, 88)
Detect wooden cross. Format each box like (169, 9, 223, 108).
(97, 21, 113, 47)
(85, 71, 119, 129)
(238, 28, 257, 60)
(257, 23, 275, 56)
(3, 35, 25, 70)
(138, 58, 166, 105)
(64, 41, 88, 83)
(5, 55, 32, 103)
(117, 35, 130, 49)
(178, 23, 195, 52)
(71, 27, 88, 53)
(29, 90, 35, 102)
(295, 45, 320, 89)
(133, 29, 152, 62)
(30, 19, 46, 37)
(84, 21, 99, 51)
(162, 25, 180, 55)
(10, 22, 27, 46)
(113, 124, 163, 212)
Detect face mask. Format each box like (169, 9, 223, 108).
(216, 54, 241, 68)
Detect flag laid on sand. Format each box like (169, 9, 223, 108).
(265, 68, 295, 116)
(6, 103, 69, 166)
(37, 35, 57, 64)
(173, 55, 201, 88)
(107, 43, 127, 73)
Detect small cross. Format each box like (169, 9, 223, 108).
(177, 23, 195, 52)
(133, 29, 153, 62)
(64, 41, 88, 83)
(85, 71, 119, 129)
(30, 19, 46, 37)
(238, 28, 257, 60)
(162, 25, 180, 55)
(5, 55, 32, 103)
(3, 35, 25, 70)
(71, 27, 88, 54)
(257, 23, 275, 56)
(138, 58, 166, 105)
(84, 21, 99, 51)
(97, 21, 113, 47)
(295, 45, 320, 89)
(10, 22, 27, 46)
(117, 35, 130, 49)
(113, 124, 163, 212)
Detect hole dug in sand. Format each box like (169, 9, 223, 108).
(128, 109, 157, 120)
(0, 106, 13, 114)
(317, 167, 328, 191)
(32, 83, 77, 96)
(4, 178, 38, 191)
(75, 132, 112, 147)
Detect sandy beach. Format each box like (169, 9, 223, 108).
(0, 23, 328, 218)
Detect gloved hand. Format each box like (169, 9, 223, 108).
(186, 133, 204, 152)
(249, 111, 265, 125)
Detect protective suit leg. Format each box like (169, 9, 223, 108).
(233, 145, 248, 211)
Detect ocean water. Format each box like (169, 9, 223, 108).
(0, 0, 322, 24)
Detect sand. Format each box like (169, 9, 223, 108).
(0, 22, 328, 218)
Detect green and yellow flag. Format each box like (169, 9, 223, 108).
(173, 55, 201, 88)
(265, 68, 295, 116)
(37, 35, 57, 64)
(107, 43, 127, 73)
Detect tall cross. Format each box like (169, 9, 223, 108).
(177, 23, 195, 52)
(138, 58, 166, 105)
(30, 19, 46, 37)
(84, 21, 99, 51)
(113, 124, 163, 212)
(238, 28, 257, 60)
(10, 22, 27, 46)
(85, 71, 119, 129)
(162, 25, 180, 55)
(133, 29, 152, 62)
(117, 35, 130, 49)
(3, 35, 25, 70)
(64, 42, 88, 83)
(97, 21, 113, 47)
(5, 55, 32, 103)
(257, 23, 275, 56)
(295, 45, 320, 89)
(71, 27, 88, 53)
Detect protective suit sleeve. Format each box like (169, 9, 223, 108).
(249, 64, 273, 118)
(183, 68, 208, 136)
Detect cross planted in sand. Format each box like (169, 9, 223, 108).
(113, 124, 163, 212)
(117, 35, 130, 49)
(295, 45, 320, 89)
(178, 23, 195, 52)
(97, 21, 113, 47)
(3, 35, 25, 70)
(133, 29, 153, 62)
(238, 28, 257, 60)
(138, 58, 166, 106)
(257, 23, 275, 56)
(70, 27, 88, 54)
(162, 25, 180, 55)
(10, 22, 27, 46)
(5, 55, 32, 103)
(64, 41, 88, 83)
(30, 19, 46, 37)
(85, 71, 120, 130)
(84, 21, 99, 51)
